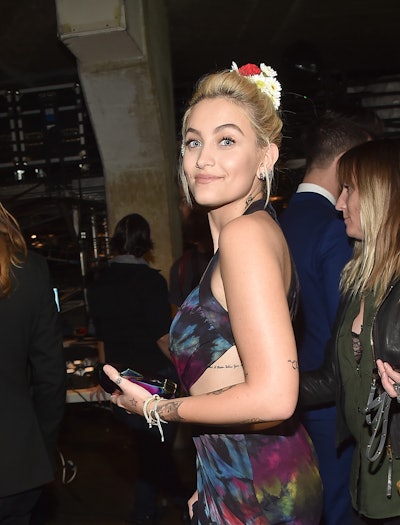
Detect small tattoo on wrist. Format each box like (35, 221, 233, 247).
(288, 360, 298, 370)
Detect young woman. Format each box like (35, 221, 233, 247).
(301, 138, 400, 523)
(0, 202, 65, 524)
(103, 62, 323, 524)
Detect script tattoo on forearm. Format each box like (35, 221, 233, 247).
(288, 359, 299, 370)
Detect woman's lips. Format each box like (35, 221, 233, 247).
(195, 174, 221, 184)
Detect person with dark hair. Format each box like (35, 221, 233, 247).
(279, 110, 376, 525)
(300, 110, 374, 170)
(109, 213, 154, 258)
(87, 213, 187, 525)
(332, 105, 384, 141)
(102, 62, 323, 524)
(301, 138, 400, 523)
(0, 202, 65, 524)
(88, 213, 170, 369)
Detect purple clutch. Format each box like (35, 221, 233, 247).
(97, 364, 177, 399)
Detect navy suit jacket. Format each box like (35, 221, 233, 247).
(279, 191, 353, 420)
(0, 251, 65, 497)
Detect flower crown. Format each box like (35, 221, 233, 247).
(230, 61, 281, 110)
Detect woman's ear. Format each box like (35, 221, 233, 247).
(263, 143, 279, 171)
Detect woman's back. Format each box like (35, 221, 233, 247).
(88, 260, 172, 374)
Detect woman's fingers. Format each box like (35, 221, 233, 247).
(376, 359, 400, 398)
(103, 363, 120, 380)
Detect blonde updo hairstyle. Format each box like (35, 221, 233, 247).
(179, 69, 283, 204)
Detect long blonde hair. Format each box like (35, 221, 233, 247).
(179, 68, 283, 204)
(338, 138, 400, 304)
(0, 202, 27, 297)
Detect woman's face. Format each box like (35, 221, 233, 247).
(336, 179, 363, 240)
(182, 98, 267, 208)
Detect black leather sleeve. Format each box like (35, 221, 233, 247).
(299, 335, 337, 409)
(298, 296, 348, 410)
(373, 280, 400, 369)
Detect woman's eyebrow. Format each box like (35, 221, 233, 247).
(215, 123, 244, 135)
(186, 123, 244, 136)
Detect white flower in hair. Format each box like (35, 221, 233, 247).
(260, 64, 278, 78)
(230, 61, 282, 110)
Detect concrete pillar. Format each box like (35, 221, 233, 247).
(55, 0, 181, 279)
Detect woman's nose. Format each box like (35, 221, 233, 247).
(335, 192, 346, 212)
(195, 146, 215, 169)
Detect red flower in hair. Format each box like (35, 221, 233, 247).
(237, 63, 261, 77)
(230, 60, 282, 109)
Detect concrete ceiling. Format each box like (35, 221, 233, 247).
(1, 0, 400, 101)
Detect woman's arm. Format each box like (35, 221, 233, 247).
(105, 213, 299, 425)
(299, 299, 345, 409)
(299, 347, 336, 408)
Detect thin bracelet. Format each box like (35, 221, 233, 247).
(143, 395, 157, 420)
(143, 394, 167, 442)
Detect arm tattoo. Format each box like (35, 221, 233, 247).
(240, 417, 267, 424)
(128, 397, 138, 408)
(288, 359, 299, 370)
(209, 363, 243, 370)
(157, 399, 184, 422)
(156, 386, 235, 422)
(208, 385, 235, 396)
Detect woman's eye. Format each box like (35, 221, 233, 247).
(185, 139, 201, 149)
(220, 137, 235, 146)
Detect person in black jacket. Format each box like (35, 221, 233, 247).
(0, 202, 65, 524)
(87, 213, 188, 525)
(301, 138, 400, 524)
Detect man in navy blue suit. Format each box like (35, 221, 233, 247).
(279, 111, 378, 525)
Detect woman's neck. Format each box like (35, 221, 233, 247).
(207, 193, 264, 251)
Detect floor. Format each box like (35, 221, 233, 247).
(33, 400, 196, 525)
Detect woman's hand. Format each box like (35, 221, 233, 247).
(376, 359, 400, 399)
(103, 364, 152, 415)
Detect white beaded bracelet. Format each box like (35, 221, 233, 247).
(142, 394, 167, 442)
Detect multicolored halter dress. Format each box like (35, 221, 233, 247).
(170, 200, 322, 524)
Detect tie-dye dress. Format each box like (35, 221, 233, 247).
(170, 201, 322, 524)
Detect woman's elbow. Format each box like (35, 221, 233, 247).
(258, 388, 298, 422)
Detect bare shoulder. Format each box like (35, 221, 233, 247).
(219, 210, 288, 260)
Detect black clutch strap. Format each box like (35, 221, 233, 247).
(363, 375, 395, 497)
(363, 377, 392, 462)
